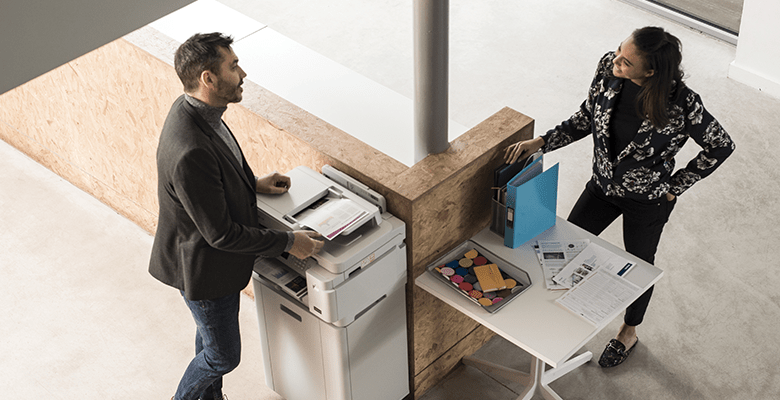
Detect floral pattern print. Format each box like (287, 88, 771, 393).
(541, 52, 735, 201)
(622, 166, 661, 194)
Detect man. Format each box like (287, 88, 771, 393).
(149, 32, 323, 400)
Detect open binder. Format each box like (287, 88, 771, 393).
(504, 155, 559, 248)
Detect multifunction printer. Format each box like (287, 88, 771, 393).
(252, 165, 409, 400)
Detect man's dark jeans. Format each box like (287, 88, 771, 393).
(175, 291, 241, 400)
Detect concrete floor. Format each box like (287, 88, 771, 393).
(2, 0, 780, 399)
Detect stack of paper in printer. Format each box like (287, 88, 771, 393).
(295, 196, 368, 240)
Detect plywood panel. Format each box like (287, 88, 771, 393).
(224, 96, 331, 177)
(236, 81, 409, 191)
(413, 324, 495, 399)
(0, 39, 180, 233)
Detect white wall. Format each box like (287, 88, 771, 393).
(728, 0, 780, 99)
(0, 0, 194, 95)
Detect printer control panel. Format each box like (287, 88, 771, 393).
(278, 251, 317, 276)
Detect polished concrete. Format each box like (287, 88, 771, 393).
(0, 139, 280, 399)
(2, 0, 779, 399)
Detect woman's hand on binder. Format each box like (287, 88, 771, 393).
(289, 230, 324, 259)
(504, 137, 545, 165)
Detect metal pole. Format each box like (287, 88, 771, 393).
(413, 0, 449, 163)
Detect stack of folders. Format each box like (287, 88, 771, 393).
(491, 152, 542, 236)
(504, 155, 559, 249)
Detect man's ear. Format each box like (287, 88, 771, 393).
(645, 69, 655, 78)
(199, 70, 216, 89)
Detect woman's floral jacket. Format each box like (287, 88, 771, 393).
(541, 52, 736, 201)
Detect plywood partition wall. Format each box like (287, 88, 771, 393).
(390, 110, 533, 397)
(0, 36, 533, 398)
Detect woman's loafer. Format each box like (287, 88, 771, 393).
(598, 338, 638, 368)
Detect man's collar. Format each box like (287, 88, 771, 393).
(184, 93, 227, 126)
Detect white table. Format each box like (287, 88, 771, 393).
(416, 217, 663, 400)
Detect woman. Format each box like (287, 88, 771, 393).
(504, 26, 735, 367)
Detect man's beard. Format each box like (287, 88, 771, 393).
(215, 78, 242, 104)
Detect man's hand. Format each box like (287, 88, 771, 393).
(288, 231, 324, 259)
(256, 172, 291, 194)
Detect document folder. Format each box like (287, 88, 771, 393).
(504, 156, 559, 248)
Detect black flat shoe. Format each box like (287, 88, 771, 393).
(598, 338, 638, 368)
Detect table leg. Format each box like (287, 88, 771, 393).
(461, 351, 593, 400)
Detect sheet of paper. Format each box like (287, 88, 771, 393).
(533, 239, 590, 290)
(294, 197, 368, 240)
(555, 269, 641, 326)
(552, 243, 637, 289)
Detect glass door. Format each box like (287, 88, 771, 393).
(650, 0, 743, 35)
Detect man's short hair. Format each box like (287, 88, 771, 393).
(174, 32, 235, 92)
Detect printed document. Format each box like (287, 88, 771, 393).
(554, 243, 642, 325)
(295, 196, 368, 240)
(533, 239, 589, 290)
(552, 243, 637, 288)
(556, 269, 640, 325)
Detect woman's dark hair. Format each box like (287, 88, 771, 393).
(632, 26, 685, 128)
(174, 32, 234, 92)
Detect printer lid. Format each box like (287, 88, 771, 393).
(256, 166, 380, 238)
(256, 168, 329, 219)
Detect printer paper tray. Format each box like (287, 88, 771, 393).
(308, 242, 406, 326)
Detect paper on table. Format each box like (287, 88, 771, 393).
(294, 197, 368, 240)
(552, 243, 637, 288)
(533, 239, 590, 290)
(555, 269, 641, 326)
(553, 243, 643, 325)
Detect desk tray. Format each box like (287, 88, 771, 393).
(426, 240, 532, 313)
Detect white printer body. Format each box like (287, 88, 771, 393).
(252, 166, 409, 400)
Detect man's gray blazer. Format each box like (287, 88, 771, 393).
(149, 95, 288, 300)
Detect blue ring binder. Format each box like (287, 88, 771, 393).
(504, 155, 559, 249)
